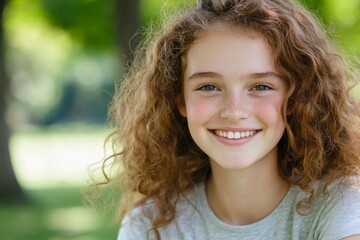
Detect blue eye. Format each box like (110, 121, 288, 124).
(197, 84, 219, 91)
(252, 84, 272, 91)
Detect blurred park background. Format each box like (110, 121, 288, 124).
(0, 0, 359, 239)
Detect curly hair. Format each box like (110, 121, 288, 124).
(98, 0, 360, 237)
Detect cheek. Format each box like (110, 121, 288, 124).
(185, 97, 217, 121)
(254, 98, 284, 126)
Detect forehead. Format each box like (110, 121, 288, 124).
(183, 23, 276, 78)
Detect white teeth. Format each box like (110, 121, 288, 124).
(234, 132, 240, 139)
(214, 130, 256, 139)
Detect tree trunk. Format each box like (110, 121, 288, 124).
(0, 0, 26, 203)
(116, 0, 141, 69)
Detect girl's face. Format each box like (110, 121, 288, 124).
(178, 23, 288, 172)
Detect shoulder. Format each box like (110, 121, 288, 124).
(283, 177, 360, 240)
(117, 203, 154, 240)
(117, 182, 204, 239)
(324, 176, 360, 205)
(312, 176, 360, 240)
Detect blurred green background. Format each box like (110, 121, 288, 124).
(0, 0, 359, 239)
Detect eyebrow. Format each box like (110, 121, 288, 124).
(188, 72, 221, 80)
(250, 72, 282, 80)
(187, 71, 282, 81)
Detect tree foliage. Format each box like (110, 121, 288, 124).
(301, 0, 360, 57)
(40, 0, 117, 51)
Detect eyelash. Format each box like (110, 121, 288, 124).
(251, 84, 273, 91)
(196, 84, 219, 92)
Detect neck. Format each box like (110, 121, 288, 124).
(206, 155, 289, 225)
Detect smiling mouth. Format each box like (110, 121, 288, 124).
(212, 130, 259, 140)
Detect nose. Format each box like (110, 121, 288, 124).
(220, 92, 250, 121)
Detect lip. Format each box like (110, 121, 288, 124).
(209, 128, 260, 146)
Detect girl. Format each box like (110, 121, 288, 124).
(100, 0, 360, 239)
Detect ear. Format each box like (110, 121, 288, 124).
(175, 95, 187, 117)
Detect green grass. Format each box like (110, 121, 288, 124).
(0, 187, 119, 240)
(3, 124, 120, 239)
(10, 124, 111, 189)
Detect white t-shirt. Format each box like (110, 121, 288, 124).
(118, 179, 360, 240)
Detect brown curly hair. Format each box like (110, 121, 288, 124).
(96, 0, 360, 238)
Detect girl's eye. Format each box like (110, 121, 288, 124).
(197, 84, 219, 92)
(251, 84, 272, 91)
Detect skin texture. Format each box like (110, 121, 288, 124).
(179, 23, 290, 225)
